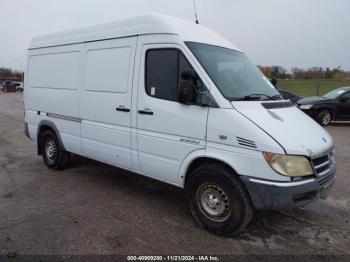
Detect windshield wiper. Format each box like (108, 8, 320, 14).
(232, 93, 278, 101)
(272, 94, 283, 100)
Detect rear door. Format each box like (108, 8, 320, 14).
(136, 42, 209, 185)
(80, 37, 137, 169)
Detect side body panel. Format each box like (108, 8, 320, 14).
(24, 44, 84, 155)
(80, 37, 137, 169)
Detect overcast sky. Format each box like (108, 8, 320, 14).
(0, 0, 349, 72)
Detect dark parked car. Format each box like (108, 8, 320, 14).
(278, 89, 303, 104)
(297, 86, 350, 126)
(1, 81, 16, 92)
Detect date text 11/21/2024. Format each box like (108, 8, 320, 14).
(127, 256, 220, 261)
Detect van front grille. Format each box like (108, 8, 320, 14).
(312, 155, 328, 166)
(311, 150, 335, 177)
(319, 170, 336, 187)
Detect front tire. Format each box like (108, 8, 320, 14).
(317, 110, 332, 126)
(40, 130, 70, 170)
(185, 164, 253, 237)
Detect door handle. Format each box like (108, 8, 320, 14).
(138, 109, 154, 115)
(116, 106, 130, 112)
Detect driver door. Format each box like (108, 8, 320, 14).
(136, 42, 209, 185)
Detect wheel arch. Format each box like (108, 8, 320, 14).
(179, 150, 239, 188)
(37, 120, 65, 155)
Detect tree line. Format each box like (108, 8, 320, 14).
(258, 65, 350, 81)
(0, 67, 23, 80)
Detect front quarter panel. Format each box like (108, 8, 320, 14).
(205, 108, 289, 181)
(207, 108, 285, 154)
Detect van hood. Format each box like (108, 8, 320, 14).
(232, 101, 334, 157)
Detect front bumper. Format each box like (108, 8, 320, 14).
(241, 166, 336, 209)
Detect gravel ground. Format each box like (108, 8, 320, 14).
(0, 93, 349, 258)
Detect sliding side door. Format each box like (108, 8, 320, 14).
(80, 37, 137, 169)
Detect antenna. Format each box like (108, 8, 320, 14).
(192, 0, 199, 24)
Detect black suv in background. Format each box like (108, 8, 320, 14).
(297, 86, 350, 126)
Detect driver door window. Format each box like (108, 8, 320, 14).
(338, 92, 350, 120)
(340, 92, 350, 103)
(145, 49, 205, 104)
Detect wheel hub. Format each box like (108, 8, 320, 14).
(196, 184, 231, 222)
(45, 139, 57, 161)
(323, 113, 331, 125)
(207, 195, 219, 209)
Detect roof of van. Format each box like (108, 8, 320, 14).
(29, 13, 239, 51)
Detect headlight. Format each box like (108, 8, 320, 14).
(300, 104, 313, 110)
(263, 152, 314, 177)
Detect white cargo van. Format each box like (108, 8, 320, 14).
(24, 14, 336, 236)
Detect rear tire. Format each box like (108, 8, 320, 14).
(40, 130, 70, 170)
(317, 110, 332, 126)
(185, 163, 253, 237)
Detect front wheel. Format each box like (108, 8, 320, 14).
(40, 130, 70, 170)
(317, 110, 332, 126)
(185, 164, 253, 237)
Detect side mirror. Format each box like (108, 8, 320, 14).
(181, 70, 197, 81)
(178, 71, 197, 104)
(340, 96, 349, 103)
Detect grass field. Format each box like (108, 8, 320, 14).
(278, 79, 350, 97)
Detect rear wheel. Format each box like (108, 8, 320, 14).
(185, 164, 253, 237)
(317, 110, 332, 126)
(40, 130, 70, 170)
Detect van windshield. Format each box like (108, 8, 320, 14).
(186, 42, 281, 101)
